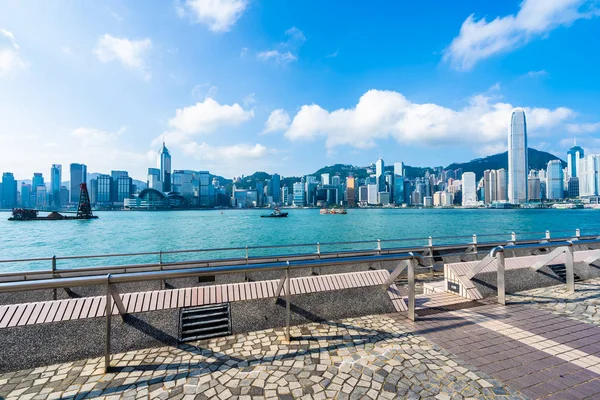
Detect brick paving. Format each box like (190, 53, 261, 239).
(0, 314, 524, 400)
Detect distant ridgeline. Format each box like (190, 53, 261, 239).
(226, 148, 566, 190)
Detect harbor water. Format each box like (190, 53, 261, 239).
(0, 208, 599, 272)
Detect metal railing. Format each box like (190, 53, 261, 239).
(477, 238, 600, 305)
(1, 228, 598, 287)
(0, 252, 424, 372)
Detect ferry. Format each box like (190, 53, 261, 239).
(320, 207, 347, 215)
(260, 208, 288, 218)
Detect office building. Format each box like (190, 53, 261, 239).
(508, 108, 528, 204)
(158, 141, 172, 192)
(20, 183, 31, 207)
(116, 174, 133, 202)
(367, 184, 378, 205)
(546, 160, 564, 200)
(358, 186, 368, 203)
(50, 164, 62, 207)
(292, 181, 305, 206)
(346, 176, 356, 207)
(36, 185, 47, 207)
(567, 141, 584, 178)
(320, 173, 330, 186)
(483, 170, 497, 204)
(567, 177, 580, 199)
(527, 171, 541, 202)
(579, 154, 600, 197)
(32, 173, 44, 193)
(496, 168, 508, 201)
(462, 172, 477, 206)
(423, 196, 433, 207)
(271, 173, 281, 203)
(1, 172, 17, 209)
(70, 163, 87, 203)
(375, 159, 385, 191)
(147, 168, 161, 191)
(110, 171, 128, 202)
(378, 192, 390, 205)
(393, 162, 404, 205)
(96, 174, 112, 204)
(198, 171, 212, 207)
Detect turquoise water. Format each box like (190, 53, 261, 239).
(1, 209, 599, 272)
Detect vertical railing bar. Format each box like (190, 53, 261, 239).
(105, 274, 112, 372)
(565, 242, 575, 293)
(52, 256, 57, 301)
(497, 250, 505, 305)
(408, 258, 415, 321)
(285, 266, 291, 341)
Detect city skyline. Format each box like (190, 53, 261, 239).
(1, 1, 600, 179)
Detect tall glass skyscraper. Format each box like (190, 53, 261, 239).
(376, 158, 385, 191)
(271, 173, 281, 203)
(546, 160, 564, 200)
(69, 163, 87, 203)
(508, 108, 528, 204)
(158, 141, 172, 193)
(1, 172, 17, 209)
(567, 140, 584, 178)
(50, 164, 62, 206)
(393, 162, 404, 205)
(461, 172, 477, 206)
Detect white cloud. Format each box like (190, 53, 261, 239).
(181, 0, 248, 33)
(444, 0, 600, 70)
(257, 27, 305, 64)
(191, 83, 218, 100)
(93, 34, 152, 79)
(524, 69, 548, 78)
(326, 50, 339, 58)
(243, 93, 256, 107)
(566, 122, 600, 134)
(262, 109, 291, 134)
(71, 126, 127, 146)
(167, 98, 254, 136)
(257, 50, 297, 64)
(283, 89, 575, 149)
(0, 29, 28, 76)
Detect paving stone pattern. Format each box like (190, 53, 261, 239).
(0, 314, 524, 400)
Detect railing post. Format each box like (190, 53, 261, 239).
(159, 251, 164, 290)
(51, 256, 57, 301)
(316, 242, 320, 259)
(497, 250, 505, 305)
(407, 258, 416, 321)
(575, 229, 581, 240)
(245, 246, 249, 281)
(472, 234, 478, 255)
(285, 266, 291, 341)
(428, 237, 434, 277)
(565, 243, 575, 293)
(546, 230, 551, 240)
(105, 274, 112, 372)
(377, 239, 381, 254)
(511, 232, 516, 243)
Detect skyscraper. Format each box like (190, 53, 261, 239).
(158, 141, 172, 192)
(579, 155, 600, 198)
(346, 176, 356, 207)
(462, 172, 477, 206)
(1, 172, 17, 209)
(393, 162, 405, 206)
(32, 173, 44, 193)
(375, 159, 385, 191)
(271, 173, 281, 203)
(320, 173, 330, 185)
(147, 168, 161, 191)
(546, 160, 564, 200)
(567, 140, 584, 178)
(50, 164, 62, 206)
(70, 163, 87, 203)
(496, 168, 508, 201)
(508, 108, 528, 204)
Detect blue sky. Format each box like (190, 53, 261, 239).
(1, 0, 599, 180)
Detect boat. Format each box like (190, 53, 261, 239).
(320, 207, 347, 215)
(261, 208, 288, 218)
(8, 183, 98, 221)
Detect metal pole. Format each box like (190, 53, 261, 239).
(546, 230, 551, 240)
(52, 256, 57, 300)
(497, 250, 505, 305)
(472, 234, 477, 256)
(245, 246, 249, 281)
(105, 275, 112, 372)
(377, 239, 381, 254)
(159, 251, 164, 290)
(575, 229, 581, 239)
(565, 243, 575, 293)
(428, 237, 434, 277)
(285, 267, 290, 341)
(407, 258, 415, 321)
(316, 242, 320, 258)
(511, 232, 516, 243)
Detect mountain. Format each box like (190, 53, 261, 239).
(445, 148, 566, 180)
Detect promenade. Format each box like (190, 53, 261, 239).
(2, 279, 600, 399)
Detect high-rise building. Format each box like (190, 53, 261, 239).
(96, 174, 112, 203)
(483, 170, 497, 204)
(32, 173, 44, 193)
(292, 181, 305, 206)
(271, 173, 281, 203)
(496, 168, 508, 201)
(20, 183, 31, 207)
(147, 168, 161, 191)
(393, 162, 404, 205)
(346, 176, 356, 207)
(508, 108, 528, 204)
(528, 171, 541, 202)
(546, 160, 564, 200)
(198, 171, 212, 207)
(358, 186, 368, 203)
(567, 177, 580, 199)
(70, 163, 87, 203)
(116, 174, 133, 202)
(579, 154, 600, 198)
(567, 140, 584, 178)
(36, 185, 47, 207)
(367, 184, 378, 205)
(1, 172, 17, 209)
(462, 172, 477, 206)
(320, 173, 330, 186)
(50, 164, 62, 207)
(110, 171, 128, 202)
(375, 159, 385, 191)
(331, 175, 341, 187)
(158, 141, 172, 192)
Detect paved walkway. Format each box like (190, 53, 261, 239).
(3, 280, 600, 399)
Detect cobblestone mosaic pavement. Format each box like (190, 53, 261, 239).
(508, 279, 600, 326)
(0, 314, 526, 400)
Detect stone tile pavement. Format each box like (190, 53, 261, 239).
(0, 314, 525, 400)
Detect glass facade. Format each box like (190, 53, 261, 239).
(158, 142, 172, 192)
(567, 144, 584, 178)
(70, 163, 87, 203)
(50, 164, 62, 207)
(1, 172, 17, 209)
(292, 181, 305, 206)
(147, 168, 161, 191)
(462, 172, 477, 205)
(546, 160, 564, 200)
(508, 108, 528, 204)
(97, 174, 112, 203)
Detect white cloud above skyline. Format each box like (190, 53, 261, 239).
(262, 109, 291, 134)
(181, 0, 248, 33)
(257, 26, 305, 64)
(282, 89, 575, 150)
(93, 34, 152, 79)
(0, 29, 28, 76)
(566, 122, 600, 134)
(444, 0, 600, 70)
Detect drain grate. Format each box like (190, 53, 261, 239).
(548, 264, 582, 282)
(179, 303, 231, 342)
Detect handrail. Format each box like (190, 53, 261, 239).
(0, 227, 596, 266)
